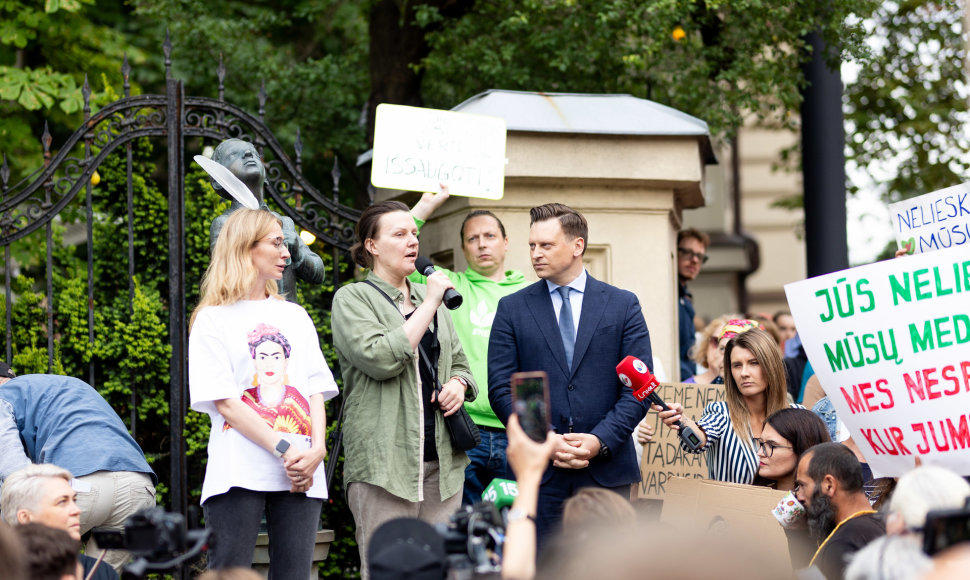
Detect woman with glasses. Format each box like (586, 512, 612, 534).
(657, 326, 800, 483)
(188, 209, 339, 578)
(754, 408, 831, 568)
(755, 408, 830, 490)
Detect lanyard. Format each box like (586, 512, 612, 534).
(808, 509, 877, 567)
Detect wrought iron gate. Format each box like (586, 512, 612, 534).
(0, 36, 360, 529)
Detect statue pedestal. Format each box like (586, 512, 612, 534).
(251, 529, 334, 579)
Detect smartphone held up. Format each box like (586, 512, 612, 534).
(511, 371, 551, 442)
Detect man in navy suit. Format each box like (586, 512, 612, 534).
(488, 203, 651, 547)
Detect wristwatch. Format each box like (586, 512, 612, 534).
(596, 436, 610, 458)
(273, 439, 291, 458)
(506, 508, 536, 524)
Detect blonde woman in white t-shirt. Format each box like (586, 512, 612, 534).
(189, 209, 338, 579)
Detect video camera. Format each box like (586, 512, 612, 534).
(435, 502, 505, 579)
(92, 507, 209, 579)
(923, 497, 970, 556)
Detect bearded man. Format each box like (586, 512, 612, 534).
(794, 442, 885, 580)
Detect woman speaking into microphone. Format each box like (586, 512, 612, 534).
(330, 200, 476, 579)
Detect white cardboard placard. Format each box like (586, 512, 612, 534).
(370, 104, 507, 199)
(889, 182, 970, 254)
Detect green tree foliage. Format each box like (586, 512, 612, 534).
(130, 0, 370, 199)
(416, 0, 876, 138)
(0, 0, 140, 179)
(844, 0, 969, 202)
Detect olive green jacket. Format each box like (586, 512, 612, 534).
(331, 271, 477, 502)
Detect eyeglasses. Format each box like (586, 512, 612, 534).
(259, 236, 286, 251)
(755, 439, 792, 457)
(677, 247, 709, 263)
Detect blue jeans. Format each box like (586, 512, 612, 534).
(203, 487, 322, 580)
(463, 428, 513, 505)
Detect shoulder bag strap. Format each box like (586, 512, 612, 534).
(361, 279, 442, 394)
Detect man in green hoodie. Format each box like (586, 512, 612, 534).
(410, 188, 530, 505)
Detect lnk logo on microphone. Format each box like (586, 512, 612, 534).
(632, 359, 648, 374)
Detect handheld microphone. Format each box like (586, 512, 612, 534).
(415, 256, 463, 310)
(481, 478, 518, 510)
(616, 355, 704, 452)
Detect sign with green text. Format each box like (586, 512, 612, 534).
(785, 244, 970, 477)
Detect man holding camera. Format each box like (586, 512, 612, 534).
(0, 367, 156, 573)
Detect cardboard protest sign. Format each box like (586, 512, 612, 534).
(889, 182, 970, 254)
(636, 382, 725, 500)
(370, 104, 507, 199)
(785, 244, 970, 477)
(660, 477, 790, 570)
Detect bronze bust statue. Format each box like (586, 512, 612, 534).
(208, 138, 326, 300)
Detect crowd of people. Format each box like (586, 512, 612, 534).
(2, 149, 969, 580)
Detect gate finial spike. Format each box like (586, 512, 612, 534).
(217, 54, 226, 101)
(82, 75, 91, 119)
(331, 155, 341, 202)
(41, 121, 52, 154)
(258, 79, 267, 122)
(1, 154, 9, 192)
(163, 29, 172, 79)
(122, 53, 131, 97)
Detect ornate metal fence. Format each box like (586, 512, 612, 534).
(0, 35, 360, 532)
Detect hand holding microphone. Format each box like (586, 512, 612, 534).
(616, 355, 705, 452)
(415, 256, 463, 310)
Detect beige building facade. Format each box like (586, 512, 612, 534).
(684, 124, 806, 326)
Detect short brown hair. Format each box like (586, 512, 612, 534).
(17, 523, 78, 580)
(677, 228, 710, 249)
(350, 201, 411, 268)
(563, 488, 636, 530)
(0, 522, 26, 580)
(529, 203, 588, 254)
(460, 210, 507, 242)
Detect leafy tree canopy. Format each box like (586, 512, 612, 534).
(416, 0, 877, 138)
(844, 0, 969, 202)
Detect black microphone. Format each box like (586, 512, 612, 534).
(415, 256, 463, 310)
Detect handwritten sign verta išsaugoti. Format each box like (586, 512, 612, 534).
(370, 104, 507, 199)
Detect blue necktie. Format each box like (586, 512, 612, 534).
(557, 286, 575, 368)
